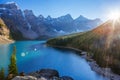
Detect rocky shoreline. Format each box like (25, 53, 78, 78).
(12, 69, 73, 80)
(0, 36, 14, 44)
(47, 45, 120, 80)
(81, 54, 120, 80)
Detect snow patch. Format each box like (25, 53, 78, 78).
(76, 29, 83, 32)
(27, 22, 31, 29)
(53, 29, 57, 32)
(59, 30, 65, 33)
(54, 29, 66, 34)
(0, 8, 7, 10)
(6, 2, 20, 9)
(9, 13, 12, 16)
(22, 11, 25, 19)
(6, 1, 16, 4)
(22, 11, 31, 29)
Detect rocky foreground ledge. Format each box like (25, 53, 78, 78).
(12, 69, 73, 80)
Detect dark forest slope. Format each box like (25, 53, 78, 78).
(47, 20, 120, 74)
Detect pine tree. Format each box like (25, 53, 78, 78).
(0, 68, 5, 80)
(8, 46, 18, 75)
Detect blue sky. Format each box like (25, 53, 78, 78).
(0, 0, 120, 20)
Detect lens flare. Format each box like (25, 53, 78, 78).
(108, 10, 120, 21)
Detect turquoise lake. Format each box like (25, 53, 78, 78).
(0, 41, 108, 80)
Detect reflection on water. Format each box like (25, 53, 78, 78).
(0, 41, 108, 80)
(0, 44, 11, 69)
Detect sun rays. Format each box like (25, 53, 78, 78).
(104, 10, 120, 49)
(108, 10, 120, 21)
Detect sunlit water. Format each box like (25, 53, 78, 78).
(0, 41, 108, 80)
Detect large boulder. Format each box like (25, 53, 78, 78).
(29, 69, 59, 79)
(38, 69, 59, 78)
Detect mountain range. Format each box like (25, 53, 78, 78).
(0, 2, 102, 40)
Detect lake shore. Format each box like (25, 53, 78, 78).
(47, 44, 120, 80)
(0, 36, 14, 44)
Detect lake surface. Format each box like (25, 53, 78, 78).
(0, 41, 108, 80)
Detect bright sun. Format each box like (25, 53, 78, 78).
(108, 10, 120, 21)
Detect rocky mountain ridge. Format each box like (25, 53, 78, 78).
(0, 2, 102, 40)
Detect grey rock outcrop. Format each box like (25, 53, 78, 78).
(39, 69, 59, 78)
(28, 69, 73, 80)
(29, 69, 59, 79)
(12, 76, 37, 80)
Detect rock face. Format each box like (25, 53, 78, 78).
(29, 69, 59, 79)
(0, 2, 39, 40)
(44, 14, 102, 33)
(12, 76, 37, 80)
(12, 69, 73, 80)
(0, 2, 19, 10)
(24, 10, 57, 39)
(28, 69, 73, 80)
(74, 16, 101, 31)
(12, 76, 74, 80)
(0, 2, 102, 40)
(0, 18, 13, 44)
(38, 69, 59, 78)
(0, 18, 9, 38)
